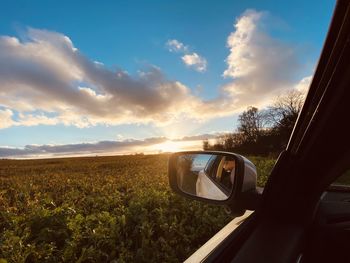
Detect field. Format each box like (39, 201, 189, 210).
(0, 154, 275, 263)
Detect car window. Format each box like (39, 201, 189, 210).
(218, 157, 234, 191)
(209, 157, 222, 180)
(203, 156, 234, 195)
(204, 155, 218, 175)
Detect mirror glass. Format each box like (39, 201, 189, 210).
(176, 154, 236, 200)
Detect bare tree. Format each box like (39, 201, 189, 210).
(202, 90, 306, 154)
(266, 90, 305, 126)
(202, 139, 210, 150)
(266, 90, 305, 146)
(237, 106, 265, 143)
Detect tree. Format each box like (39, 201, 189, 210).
(202, 139, 210, 150)
(237, 106, 264, 143)
(267, 90, 304, 125)
(202, 90, 306, 155)
(266, 90, 305, 147)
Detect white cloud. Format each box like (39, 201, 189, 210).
(295, 75, 312, 93)
(166, 39, 207, 72)
(184, 9, 310, 118)
(0, 109, 15, 129)
(221, 9, 301, 109)
(0, 10, 312, 130)
(166, 39, 188, 53)
(116, 134, 124, 140)
(0, 29, 202, 128)
(17, 113, 59, 127)
(181, 52, 207, 72)
(223, 10, 264, 78)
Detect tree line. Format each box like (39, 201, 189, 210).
(203, 90, 305, 156)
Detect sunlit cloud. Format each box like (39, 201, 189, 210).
(181, 52, 207, 72)
(0, 9, 312, 131)
(221, 9, 305, 109)
(0, 109, 15, 129)
(0, 29, 200, 127)
(166, 39, 188, 53)
(295, 75, 312, 93)
(166, 39, 207, 72)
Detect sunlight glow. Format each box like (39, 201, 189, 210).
(150, 140, 201, 153)
(154, 141, 182, 152)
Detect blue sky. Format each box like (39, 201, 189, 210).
(0, 0, 335, 157)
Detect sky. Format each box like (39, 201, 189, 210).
(0, 0, 335, 158)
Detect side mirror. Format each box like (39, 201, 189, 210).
(168, 151, 260, 213)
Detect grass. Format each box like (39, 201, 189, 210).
(0, 154, 275, 263)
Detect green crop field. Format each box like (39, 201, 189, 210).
(0, 154, 275, 263)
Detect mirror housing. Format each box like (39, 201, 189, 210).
(168, 151, 261, 215)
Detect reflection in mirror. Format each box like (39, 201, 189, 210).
(176, 154, 236, 201)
